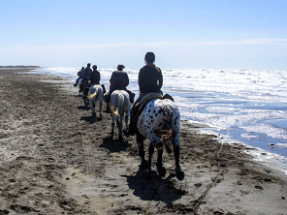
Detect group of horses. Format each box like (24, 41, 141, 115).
(76, 80, 185, 180)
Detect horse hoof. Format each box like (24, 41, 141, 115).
(176, 169, 185, 181)
(158, 167, 166, 178)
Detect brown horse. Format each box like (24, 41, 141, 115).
(81, 79, 90, 106)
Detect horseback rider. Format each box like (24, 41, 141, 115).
(74, 67, 84, 87)
(80, 63, 92, 93)
(124, 52, 163, 136)
(83, 65, 106, 96)
(104, 64, 135, 112)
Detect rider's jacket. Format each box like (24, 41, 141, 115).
(109, 70, 129, 91)
(138, 65, 163, 93)
(82, 67, 92, 79)
(90, 70, 100, 85)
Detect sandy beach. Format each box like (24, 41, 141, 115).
(0, 68, 286, 215)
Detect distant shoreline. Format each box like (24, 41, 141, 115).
(0, 65, 40, 69)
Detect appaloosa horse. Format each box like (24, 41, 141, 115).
(134, 94, 185, 180)
(88, 84, 104, 122)
(109, 90, 131, 142)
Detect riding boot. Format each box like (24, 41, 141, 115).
(104, 93, 110, 103)
(101, 84, 106, 94)
(131, 92, 135, 103)
(79, 84, 83, 92)
(105, 103, 111, 113)
(124, 120, 136, 137)
(129, 121, 136, 135)
(83, 87, 89, 96)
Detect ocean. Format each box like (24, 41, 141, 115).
(30, 67, 287, 174)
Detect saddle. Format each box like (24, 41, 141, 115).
(131, 93, 174, 123)
(104, 89, 135, 103)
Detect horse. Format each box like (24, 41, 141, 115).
(75, 78, 83, 96)
(81, 79, 90, 106)
(109, 90, 131, 142)
(134, 94, 185, 180)
(87, 84, 104, 122)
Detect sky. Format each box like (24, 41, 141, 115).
(0, 0, 287, 69)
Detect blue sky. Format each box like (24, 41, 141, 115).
(0, 0, 286, 69)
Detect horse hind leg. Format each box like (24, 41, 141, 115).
(136, 134, 147, 168)
(156, 146, 166, 178)
(93, 100, 97, 121)
(173, 134, 185, 180)
(117, 115, 123, 142)
(148, 143, 154, 168)
(99, 100, 103, 118)
(111, 117, 115, 137)
(124, 113, 129, 130)
(90, 100, 96, 122)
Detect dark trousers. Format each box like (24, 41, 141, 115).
(75, 77, 81, 86)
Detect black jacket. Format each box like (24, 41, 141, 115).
(109, 70, 129, 90)
(138, 65, 163, 93)
(90, 70, 100, 85)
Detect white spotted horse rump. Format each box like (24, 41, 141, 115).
(135, 96, 184, 180)
(137, 99, 180, 145)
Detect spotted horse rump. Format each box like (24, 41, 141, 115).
(136, 95, 184, 180)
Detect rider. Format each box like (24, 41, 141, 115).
(124, 52, 163, 136)
(80, 63, 92, 93)
(74, 67, 84, 87)
(83, 65, 104, 96)
(104, 64, 134, 112)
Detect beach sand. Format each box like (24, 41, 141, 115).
(0, 69, 286, 215)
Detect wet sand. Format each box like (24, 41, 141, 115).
(0, 68, 286, 215)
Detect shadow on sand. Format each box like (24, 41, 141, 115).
(77, 105, 90, 110)
(121, 161, 185, 206)
(73, 94, 82, 98)
(80, 116, 102, 123)
(99, 136, 131, 154)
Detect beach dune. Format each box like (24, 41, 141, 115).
(0, 69, 286, 215)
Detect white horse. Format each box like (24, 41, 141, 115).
(135, 94, 185, 180)
(88, 84, 104, 121)
(109, 90, 131, 142)
(76, 78, 83, 95)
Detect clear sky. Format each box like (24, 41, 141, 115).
(0, 0, 286, 69)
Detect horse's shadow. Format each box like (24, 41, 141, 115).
(99, 136, 131, 154)
(121, 162, 185, 206)
(80, 116, 102, 123)
(77, 105, 90, 110)
(73, 95, 82, 98)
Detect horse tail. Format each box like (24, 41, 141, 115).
(158, 104, 174, 154)
(110, 107, 119, 116)
(111, 93, 124, 116)
(88, 91, 97, 99)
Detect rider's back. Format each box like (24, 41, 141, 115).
(139, 65, 163, 93)
(110, 71, 129, 88)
